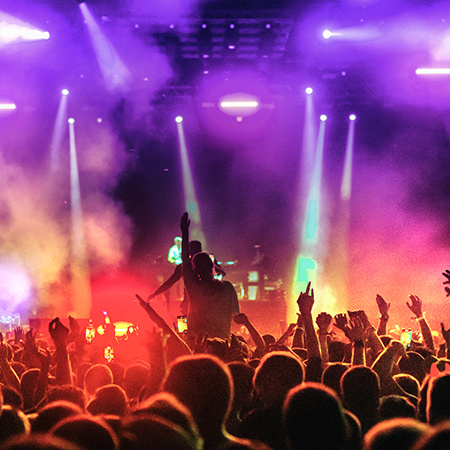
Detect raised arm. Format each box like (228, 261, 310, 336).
(275, 322, 297, 346)
(359, 310, 385, 361)
(375, 294, 390, 336)
(136, 294, 191, 357)
(406, 295, 435, 354)
(443, 269, 450, 297)
(49, 318, 73, 386)
(297, 282, 321, 360)
(292, 314, 305, 348)
(371, 340, 408, 398)
(316, 312, 332, 364)
(180, 212, 194, 284)
(441, 323, 450, 359)
(343, 316, 366, 367)
(147, 265, 182, 301)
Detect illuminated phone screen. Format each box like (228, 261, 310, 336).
(400, 329, 412, 348)
(177, 316, 188, 333)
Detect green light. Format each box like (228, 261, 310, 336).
(305, 198, 318, 241)
(296, 257, 316, 283)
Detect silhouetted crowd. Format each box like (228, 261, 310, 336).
(0, 215, 449, 449)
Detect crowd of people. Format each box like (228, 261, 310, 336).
(0, 213, 448, 449)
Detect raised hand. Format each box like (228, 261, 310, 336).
(14, 327, 24, 346)
(233, 313, 249, 326)
(376, 295, 390, 318)
(334, 313, 348, 331)
(344, 317, 365, 342)
(443, 270, 450, 296)
(406, 295, 423, 318)
(180, 212, 190, 233)
(24, 329, 38, 353)
(297, 281, 314, 315)
(359, 310, 372, 329)
(316, 312, 332, 334)
(68, 315, 81, 336)
(441, 323, 450, 344)
(49, 318, 69, 348)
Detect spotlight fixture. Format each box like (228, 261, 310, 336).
(349, 114, 357, 121)
(323, 30, 332, 39)
(220, 100, 258, 108)
(415, 68, 450, 75)
(320, 114, 327, 122)
(61, 89, 69, 96)
(175, 116, 183, 123)
(68, 118, 75, 124)
(0, 103, 16, 110)
(305, 87, 313, 95)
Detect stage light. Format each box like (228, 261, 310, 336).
(321, 29, 345, 40)
(349, 114, 356, 121)
(23, 28, 50, 41)
(218, 93, 261, 118)
(61, 89, 69, 96)
(220, 100, 258, 108)
(320, 114, 327, 122)
(230, 24, 235, 29)
(415, 68, 450, 75)
(0, 23, 50, 46)
(175, 116, 183, 123)
(0, 103, 16, 110)
(228, 44, 235, 50)
(68, 118, 75, 124)
(236, 116, 243, 122)
(305, 87, 313, 95)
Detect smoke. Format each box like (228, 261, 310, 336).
(346, 114, 450, 329)
(0, 108, 135, 317)
(0, 152, 70, 315)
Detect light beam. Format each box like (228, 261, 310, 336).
(68, 119, 92, 317)
(50, 91, 69, 171)
(79, 2, 131, 91)
(176, 119, 206, 245)
(340, 116, 356, 200)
